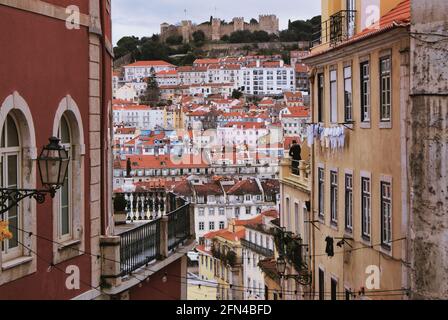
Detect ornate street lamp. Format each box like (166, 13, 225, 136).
(276, 256, 287, 276)
(0, 137, 70, 215)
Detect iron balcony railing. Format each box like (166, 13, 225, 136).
(241, 238, 274, 258)
(168, 204, 191, 251)
(120, 219, 161, 275)
(312, 10, 357, 47)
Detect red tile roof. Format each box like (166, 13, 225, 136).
(125, 60, 175, 68)
(227, 179, 261, 196)
(115, 154, 209, 170)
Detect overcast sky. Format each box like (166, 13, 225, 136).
(112, 0, 321, 45)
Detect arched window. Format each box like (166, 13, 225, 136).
(0, 114, 21, 260)
(51, 96, 85, 264)
(57, 115, 72, 240)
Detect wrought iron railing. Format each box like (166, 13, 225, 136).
(120, 219, 161, 275)
(312, 10, 357, 47)
(241, 238, 274, 258)
(167, 204, 191, 251)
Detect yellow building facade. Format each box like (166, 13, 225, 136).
(305, 0, 411, 300)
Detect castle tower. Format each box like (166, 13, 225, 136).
(211, 18, 221, 41)
(181, 20, 193, 43)
(258, 14, 279, 35)
(160, 23, 170, 41)
(233, 17, 245, 32)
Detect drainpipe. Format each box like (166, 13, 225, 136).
(309, 69, 316, 300)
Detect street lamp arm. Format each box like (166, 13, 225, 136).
(0, 187, 59, 215)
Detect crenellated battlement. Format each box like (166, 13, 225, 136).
(160, 14, 280, 43)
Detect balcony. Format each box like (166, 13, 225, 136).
(312, 10, 357, 49)
(100, 194, 195, 294)
(280, 158, 311, 190)
(241, 238, 274, 258)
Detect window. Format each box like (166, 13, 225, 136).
(361, 177, 371, 240)
(319, 268, 325, 300)
(380, 56, 392, 122)
(219, 207, 225, 216)
(235, 207, 240, 217)
(360, 61, 370, 122)
(294, 203, 300, 236)
(209, 221, 215, 231)
(317, 73, 324, 122)
(208, 208, 215, 216)
(330, 70, 338, 123)
(344, 66, 353, 122)
(246, 207, 251, 215)
(330, 171, 338, 225)
(0, 115, 21, 260)
(381, 182, 392, 249)
(199, 222, 205, 231)
(345, 174, 353, 232)
(199, 208, 205, 216)
(58, 115, 72, 240)
(331, 278, 338, 300)
(318, 168, 325, 219)
(219, 221, 225, 230)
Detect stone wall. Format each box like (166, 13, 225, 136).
(408, 0, 448, 299)
(161, 15, 280, 43)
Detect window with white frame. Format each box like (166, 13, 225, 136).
(381, 181, 392, 249)
(0, 115, 21, 261)
(208, 207, 215, 216)
(360, 61, 371, 122)
(345, 174, 353, 232)
(199, 222, 205, 231)
(219, 207, 225, 216)
(330, 70, 338, 123)
(361, 177, 371, 240)
(330, 171, 338, 225)
(344, 66, 353, 122)
(380, 56, 392, 122)
(57, 115, 72, 241)
(219, 221, 225, 230)
(209, 221, 215, 231)
(318, 168, 325, 219)
(199, 207, 205, 216)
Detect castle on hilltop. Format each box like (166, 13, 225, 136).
(160, 15, 280, 43)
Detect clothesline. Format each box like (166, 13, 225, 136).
(305, 123, 347, 150)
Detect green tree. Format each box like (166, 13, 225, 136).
(192, 30, 206, 46)
(252, 30, 270, 42)
(113, 36, 140, 59)
(232, 89, 243, 99)
(140, 67, 160, 107)
(166, 35, 183, 45)
(221, 34, 230, 42)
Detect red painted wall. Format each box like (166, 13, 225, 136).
(129, 258, 183, 300)
(0, 2, 104, 299)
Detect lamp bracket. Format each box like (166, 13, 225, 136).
(0, 187, 58, 215)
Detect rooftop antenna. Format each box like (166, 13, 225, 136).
(184, 8, 187, 19)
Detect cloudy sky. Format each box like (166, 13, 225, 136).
(112, 0, 321, 45)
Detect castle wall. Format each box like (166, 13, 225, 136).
(160, 15, 280, 43)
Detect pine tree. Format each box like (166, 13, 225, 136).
(140, 67, 160, 107)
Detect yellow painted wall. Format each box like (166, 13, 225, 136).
(308, 32, 410, 299)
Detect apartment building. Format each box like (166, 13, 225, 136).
(124, 60, 176, 82)
(241, 60, 296, 96)
(242, 210, 278, 300)
(113, 104, 165, 130)
(304, 0, 412, 300)
(0, 0, 114, 300)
